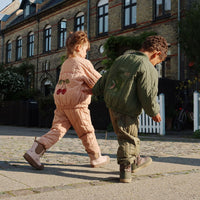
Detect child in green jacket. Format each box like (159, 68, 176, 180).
(89, 35, 168, 183)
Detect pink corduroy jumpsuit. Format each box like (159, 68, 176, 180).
(38, 56, 102, 158)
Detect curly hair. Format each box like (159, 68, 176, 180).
(66, 31, 90, 56)
(141, 35, 168, 60)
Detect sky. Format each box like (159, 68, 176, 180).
(0, 0, 22, 12)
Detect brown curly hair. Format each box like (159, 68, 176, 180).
(66, 31, 90, 56)
(141, 35, 168, 60)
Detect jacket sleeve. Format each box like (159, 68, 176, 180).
(92, 71, 109, 96)
(136, 63, 160, 117)
(82, 60, 102, 88)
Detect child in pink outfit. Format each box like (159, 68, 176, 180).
(24, 31, 110, 169)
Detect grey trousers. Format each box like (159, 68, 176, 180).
(109, 109, 140, 166)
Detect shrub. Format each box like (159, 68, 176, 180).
(0, 71, 25, 100)
(193, 130, 200, 138)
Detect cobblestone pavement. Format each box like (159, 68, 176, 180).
(0, 125, 200, 200)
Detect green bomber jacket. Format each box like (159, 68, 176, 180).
(92, 51, 160, 118)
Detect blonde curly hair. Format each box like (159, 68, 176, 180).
(66, 31, 90, 57)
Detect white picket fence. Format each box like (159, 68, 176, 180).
(138, 93, 165, 135)
(193, 91, 200, 132)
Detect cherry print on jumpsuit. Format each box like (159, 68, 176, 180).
(56, 79, 70, 95)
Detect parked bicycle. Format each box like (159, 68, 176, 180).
(173, 80, 194, 131)
(173, 107, 193, 131)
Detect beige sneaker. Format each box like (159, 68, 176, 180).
(90, 153, 110, 168)
(23, 140, 46, 170)
(131, 156, 152, 173)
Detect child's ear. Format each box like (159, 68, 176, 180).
(75, 45, 80, 52)
(150, 52, 157, 59)
(156, 51, 161, 57)
(152, 50, 161, 58)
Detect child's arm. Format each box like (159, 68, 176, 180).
(137, 64, 160, 118)
(92, 71, 109, 96)
(82, 60, 102, 88)
(152, 113, 161, 122)
(82, 88, 93, 95)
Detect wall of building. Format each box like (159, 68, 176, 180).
(0, 0, 183, 94)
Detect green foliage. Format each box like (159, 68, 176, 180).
(0, 62, 38, 100)
(175, 78, 198, 110)
(16, 62, 35, 90)
(179, 2, 200, 71)
(193, 130, 200, 138)
(0, 71, 25, 100)
(61, 55, 67, 65)
(102, 31, 157, 69)
(14, 62, 34, 76)
(0, 64, 5, 73)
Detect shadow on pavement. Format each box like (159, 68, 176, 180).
(0, 160, 118, 182)
(151, 156, 200, 167)
(1, 154, 199, 182)
(47, 151, 117, 159)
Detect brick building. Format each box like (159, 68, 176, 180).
(0, 0, 193, 96)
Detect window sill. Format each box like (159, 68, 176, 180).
(154, 13, 171, 21)
(96, 32, 108, 38)
(122, 23, 137, 30)
(43, 51, 51, 54)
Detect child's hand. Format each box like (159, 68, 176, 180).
(82, 88, 93, 95)
(152, 113, 161, 122)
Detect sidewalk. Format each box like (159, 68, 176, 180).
(0, 125, 200, 200)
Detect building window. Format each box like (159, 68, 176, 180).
(59, 19, 67, 48)
(42, 60, 50, 72)
(27, 32, 34, 57)
(154, 0, 171, 19)
(99, 44, 104, 54)
(156, 57, 170, 78)
(16, 36, 22, 60)
(6, 40, 12, 63)
(44, 25, 51, 52)
(97, 0, 108, 36)
(75, 12, 84, 31)
(42, 79, 53, 96)
(24, 4, 30, 17)
(26, 72, 33, 90)
(124, 0, 137, 28)
(23, 3, 36, 17)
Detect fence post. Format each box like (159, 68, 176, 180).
(193, 91, 199, 132)
(159, 93, 165, 136)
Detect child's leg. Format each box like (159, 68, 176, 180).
(24, 108, 71, 169)
(64, 107, 110, 167)
(38, 108, 71, 149)
(109, 109, 140, 165)
(109, 109, 140, 182)
(64, 107, 100, 156)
